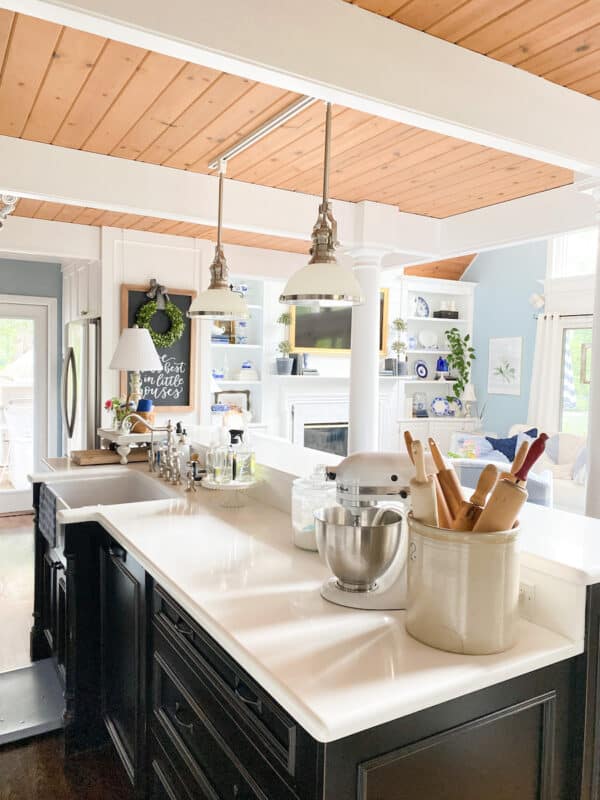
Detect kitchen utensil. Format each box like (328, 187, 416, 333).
(414, 360, 429, 379)
(428, 437, 464, 518)
(410, 440, 438, 526)
(406, 513, 520, 655)
(404, 430, 452, 528)
(413, 296, 430, 317)
(315, 505, 403, 592)
(499, 440, 529, 481)
(316, 451, 414, 610)
(473, 433, 549, 533)
(431, 396, 449, 417)
(418, 329, 437, 348)
(452, 463, 498, 532)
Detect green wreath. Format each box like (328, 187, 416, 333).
(136, 300, 185, 348)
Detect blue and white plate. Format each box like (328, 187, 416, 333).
(447, 397, 463, 417)
(431, 396, 450, 417)
(414, 360, 429, 379)
(414, 296, 430, 318)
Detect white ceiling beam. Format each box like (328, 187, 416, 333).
(8, 0, 600, 175)
(0, 214, 99, 262)
(0, 136, 438, 256)
(440, 185, 597, 256)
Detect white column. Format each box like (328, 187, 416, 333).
(348, 249, 385, 454)
(585, 194, 600, 517)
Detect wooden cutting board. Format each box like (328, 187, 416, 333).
(70, 448, 148, 466)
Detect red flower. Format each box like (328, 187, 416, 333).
(104, 399, 112, 410)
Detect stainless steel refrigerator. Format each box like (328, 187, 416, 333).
(62, 318, 101, 454)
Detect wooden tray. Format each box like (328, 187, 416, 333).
(70, 448, 148, 466)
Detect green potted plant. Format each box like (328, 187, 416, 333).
(391, 317, 408, 376)
(276, 310, 294, 374)
(445, 327, 476, 405)
(276, 340, 293, 375)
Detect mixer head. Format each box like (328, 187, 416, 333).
(329, 451, 413, 509)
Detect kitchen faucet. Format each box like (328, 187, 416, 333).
(118, 414, 180, 481)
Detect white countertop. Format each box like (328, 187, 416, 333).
(42, 465, 582, 743)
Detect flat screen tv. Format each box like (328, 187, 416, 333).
(289, 289, 388, 355)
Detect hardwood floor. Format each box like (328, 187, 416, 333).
(0, 514, 34, 673)
(0, 733, 135, 800)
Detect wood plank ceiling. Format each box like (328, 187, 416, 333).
(0, 9, 573, 228)
(347, 0, 600, 99)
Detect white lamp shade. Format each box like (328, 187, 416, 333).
(279, 261, 363, 306)
(187, 287, 249, 320)
(109, 327, 163, 372)
(462, 383, 477, 402)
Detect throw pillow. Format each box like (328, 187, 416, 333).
(486, 428, 538, 462)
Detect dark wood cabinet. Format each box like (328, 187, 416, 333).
(29, 486, 591, 800)
(100, 538, 148, 795)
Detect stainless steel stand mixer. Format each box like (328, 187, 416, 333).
(314, 451, 414, 611)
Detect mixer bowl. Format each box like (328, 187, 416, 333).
(314, 506, 402, 592)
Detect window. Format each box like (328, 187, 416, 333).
(560, 323, 592, 436)
(548, 228, 597, 278)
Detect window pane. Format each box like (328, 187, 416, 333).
(550, 228, 597, 278)
(560, 327, 592, 436)
(0, 318, 34, 491)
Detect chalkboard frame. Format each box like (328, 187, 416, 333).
(119, 284, 197, 412)
(289, 289, 389, 355)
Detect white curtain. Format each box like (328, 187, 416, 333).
(527, 312, 562, 432)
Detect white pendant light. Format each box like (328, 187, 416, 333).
(280, 103, 363, 307)
(188, 161, 249, 321)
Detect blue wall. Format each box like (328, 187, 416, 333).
(0, 258, 62, 452)
(462, 241, 546, 436)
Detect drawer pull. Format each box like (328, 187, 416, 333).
(108, 545, 126, 560)
(172, 701, 194, 732)
(174, 619, 193, 637)
(51, 561, 64, 571)
(234, 681, 262, 714)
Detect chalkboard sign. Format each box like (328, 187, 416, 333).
(290, 289, 388, 354)
(119, 284, 197, 412)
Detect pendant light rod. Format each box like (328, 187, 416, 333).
(208, 96, 317, 170)
(322, 102, 332, 208)
(216, 159, 226, 252)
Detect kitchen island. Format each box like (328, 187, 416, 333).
(30, 444, 600, 799)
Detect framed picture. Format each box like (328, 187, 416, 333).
(289, 289, 388, 355)
(215, 390, 251, 413)
(488, 337, 522, 396)
(120, 284, 197, 412)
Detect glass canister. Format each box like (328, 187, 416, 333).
(292, 465, 337, 551)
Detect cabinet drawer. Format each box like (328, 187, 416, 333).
(151, 730, 208, 800)
(153, 651, 264, 800)
(153, 585, 297, 776)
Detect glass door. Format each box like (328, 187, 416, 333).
(0, 303, 50, 514)
(560, 323, 592, 437)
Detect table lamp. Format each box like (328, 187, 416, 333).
(462, 383, 477, 418)
(109, 327, 162, 406)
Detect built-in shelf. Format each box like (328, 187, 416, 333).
(215, 379, 261, 386)
(271, 374, 401, 380)
(406, 316, 467, 324)
(401, 379, 456, 385)
(398, 416, 477, 423)
(210, 342, 262, 349)
(406, 349, 451, 355)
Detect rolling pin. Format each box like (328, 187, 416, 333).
(499, 440, 529, 482)
(405, 430, 452, 527)
(410, 440, 438, 526)
(428, 437, 464, 519)
(473, 433, 549, 533)
(451, 463, 498, 532)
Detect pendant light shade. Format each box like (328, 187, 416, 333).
(188, 164, 249, 321)
(280, 103, 363, 307)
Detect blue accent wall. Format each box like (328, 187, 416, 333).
(0, 258, 62, 452)
(462, 241, 546, 436)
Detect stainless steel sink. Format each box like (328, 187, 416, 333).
(46, 471, 178, 510)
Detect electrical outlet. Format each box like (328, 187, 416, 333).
(519, 581, 536, 607)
